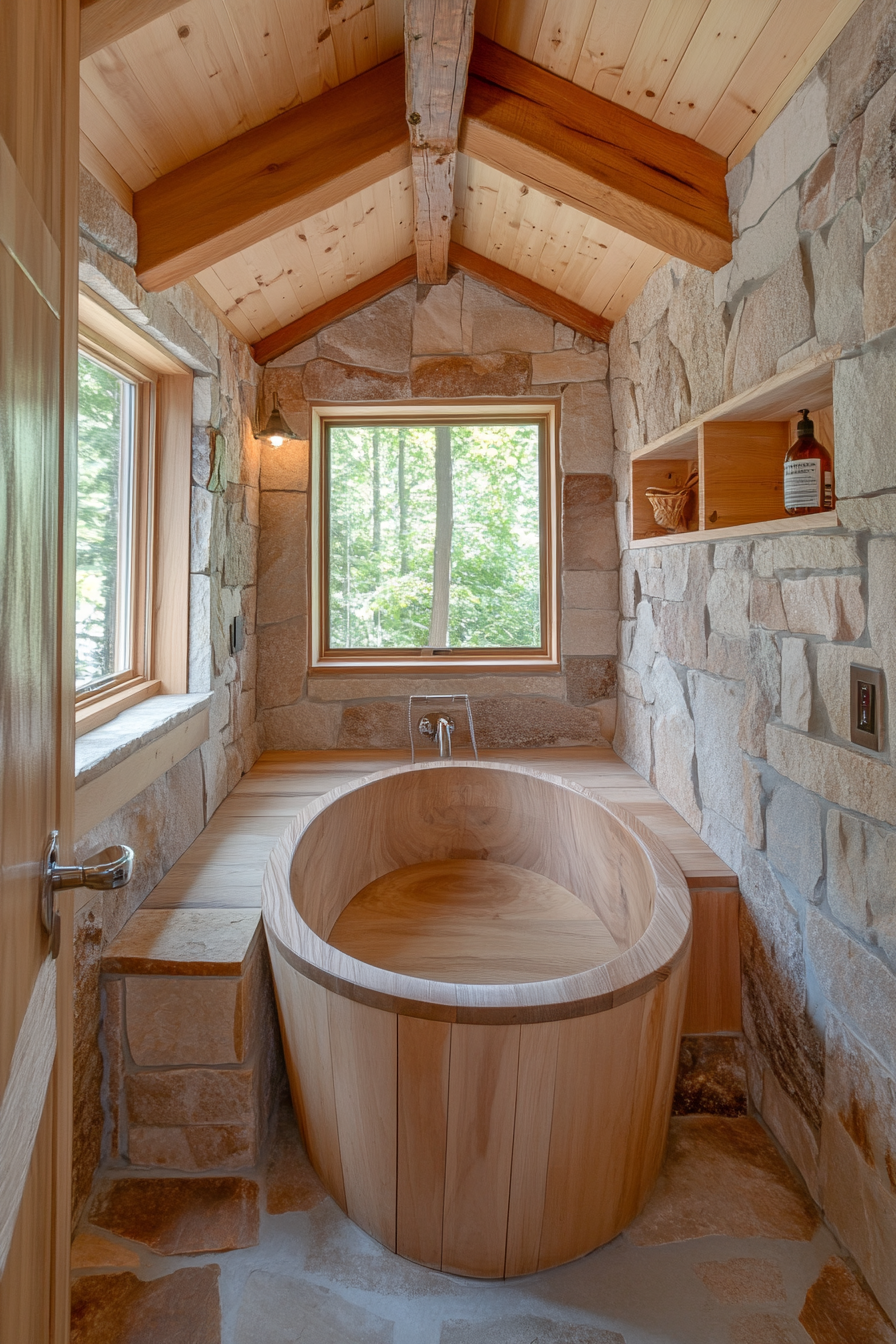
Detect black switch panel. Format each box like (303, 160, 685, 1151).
(230, 614, 245, 656)
(850, 664, 884, 751)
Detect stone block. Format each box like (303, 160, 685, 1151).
(865, 219, 896, 343)
(190, 488, 213, 575)
(559, 381, 614, 473)
(732, 246, 814, 395)
(563, 656, 616, 706)
(826, 0, 896, 138)
(862, 72, 896, 245)
(868, 536, 896, 705)
(613, 693, 652, 777)
(71, 1267, 221, 1344)
(837, 495, 896, 532)
(530, 348, 608, 384)
(667, 258, 728, 417)
(616, 663, 644, 701)
(234, 1272, 395, 1344)
(811, 198, 865, 350)
(79, 165, 138, 265)
(125, 976, 248, 1067)
(728, 186, 799, 297)
(743, 759, 765, 849)
(470, 301, 553, 355)
(554, 322, 575, 349)
(624, 599, 658, 696)
(835, 341, 896, 497)
(800, 1253, 896, 1344)
(739, 630, 781, 757)
(268, 335, 318, 368)
(256, 492, 306, 626)
(799, 146, 839, 233)
(306, 673, 565, 701)
(471, 697, 608, 748)
(71, 1231, 140, 1270)
(256, 619, 305, 710)
(652, 657, 701, 830)
(608, 313, 638, 380)
(639, 313, 690, 441)
(318, 284, 413, 371)
(708, 568, 750, 640)
(302, 359, 411, 401)
(560, 608, 617, 656)
(609, 376, 642, 455)
(561, 474, 617, 570)
(816, 643, 882, 740)
(726, 155, 753, 218)
(562, 569, 618, 609)
(625, 264, 673, 343)
(780, 637, 812, 731)
(673, 1035, 747, 1117)
(260, 700, 341, 750)
(807, 910, 896, 1073)
(708, 634, 748, 681)
(770, 534, 862, 571)
(129, 1124, 257, 1171)
(738, 70, 830, 231)
(690, 671, 745, 827)
(826, 810, 896, 960)
(663, 543, 712, 604)
(714, 541, 753, 570)
(259, 438, 309, 492)
(189, 574, 212, 692)
(750, 579, 787, 631)
(765, 779, 822, 899)
(693, 1256, 785, 1305)
(337, 701, 407, 749)
(412, 272, 464, 353)
(760, 1065, 821, 1203)
(767, 724, 896, 824)
(222, 490, 257, 590)
(781, 575, 864, 641)
(89, 1175, 259, 1255)
(410, 352, 529, 398)
(655, 598, 708, 671)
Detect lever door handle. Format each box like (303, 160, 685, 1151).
(40, 831, 135, 957)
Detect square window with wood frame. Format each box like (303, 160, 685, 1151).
(312, 405, 559, 673)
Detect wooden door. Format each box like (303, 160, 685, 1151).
(0, 0, 79, 1340)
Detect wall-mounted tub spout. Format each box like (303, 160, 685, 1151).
(418, 713, 455, 758)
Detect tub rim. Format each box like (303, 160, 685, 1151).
(262, 759, 692, 1026)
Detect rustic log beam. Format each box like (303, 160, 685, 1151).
(134, 58, 409, 292)
(448, 243, 612, 343)
(462, 35, 732, 272)
(404, 0, 475, 285)
(252, 255, 418, 365)
(80, 0, 185, 60)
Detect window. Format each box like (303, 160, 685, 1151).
(312, 403, 559, 672)
(75, 287, 194, 735)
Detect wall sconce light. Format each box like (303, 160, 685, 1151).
(255, 390, 299, 448)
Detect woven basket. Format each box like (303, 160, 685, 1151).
(645, 469, 698, 533)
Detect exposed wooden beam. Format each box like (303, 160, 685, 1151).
(134, 58, 409, 292)
(462, 35, 732, 272)
(252, 255, 418, 365)
(448, 243, 612, 344)
(80, 0, 185, 60)
(405, 0, 474, 285)
(252, 244, 610, 365)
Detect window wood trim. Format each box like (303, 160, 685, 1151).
(310, 400, 560, 675)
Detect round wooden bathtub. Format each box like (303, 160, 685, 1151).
(262, 761, 691, 1279)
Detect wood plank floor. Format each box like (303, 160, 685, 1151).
(143, 748, 734, 914)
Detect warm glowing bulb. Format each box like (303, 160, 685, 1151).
(269, 435, 284, 448)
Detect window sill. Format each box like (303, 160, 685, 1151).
(74, 693, 211, 839)
(310, 656, 562, 675)
(75, 678, 162, 738)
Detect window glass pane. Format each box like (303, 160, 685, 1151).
(75, 352, 136, 690)
(327, 422, 542, 650)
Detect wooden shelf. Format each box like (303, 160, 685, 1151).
(630, 346, 839, 544)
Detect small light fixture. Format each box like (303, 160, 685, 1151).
(255, 390, 299, 448)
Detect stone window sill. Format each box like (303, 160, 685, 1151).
(75, 693, 212, 839)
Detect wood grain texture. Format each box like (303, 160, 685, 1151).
(134, 57, 410, 290)
(462, 35, 732, 270)
(253, 255, 417, 364)
(503, 1019, 559, 1276)
(153, 374, 192, 691)
(683, 888, 742, 1034)
(449, 241, 612, 341)
(396, 1015, 450, 1267)
(80, 0, 186, 60)
(405, 0, 475, 283)
(699, 420, 791, 532)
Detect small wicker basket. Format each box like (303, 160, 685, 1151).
(645, 468, 699, 533)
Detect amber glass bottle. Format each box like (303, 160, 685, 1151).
(784, 409, 834, 516)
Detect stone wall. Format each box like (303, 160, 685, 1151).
(611, 0, 896, 1321)
(72, 169, 263, 1220)
(259, 273, 617, 750)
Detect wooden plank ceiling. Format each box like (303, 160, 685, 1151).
(80, 0, 863, 352)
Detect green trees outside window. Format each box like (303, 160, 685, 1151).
(326, 421, 542, 650)
(75, 352, 135, 689)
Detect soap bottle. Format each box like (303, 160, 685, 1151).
(784, 410, 834, 516)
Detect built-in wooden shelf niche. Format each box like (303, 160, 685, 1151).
(630, 347, 839, 547)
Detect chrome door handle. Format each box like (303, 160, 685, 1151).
(40, 831, 135, 957)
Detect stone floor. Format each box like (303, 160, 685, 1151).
(70, 1090, 896, 1344)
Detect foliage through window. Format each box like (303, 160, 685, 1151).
(325, 419, 545, 653)
(76, 351, 137, 691)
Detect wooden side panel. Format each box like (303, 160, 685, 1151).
(441, 1023, 520, 1277)
(538, 996, 645, 1270)
(328, 994, 398, 1251)
(153, 373, 192, 693)
(268, 951, 346, 1210)
(504, 1020, 559, 1278)
(700, 421, 790, 530)
(631, 457, 698, 541)
(396, 1015, 450, 1268)
(683, 888, 742, 1034)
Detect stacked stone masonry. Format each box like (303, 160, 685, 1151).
(259, 273, 617, 752)
(612, 0, 896, 1323)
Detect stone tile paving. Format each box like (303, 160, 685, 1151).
(71, 1094, 896, 1344)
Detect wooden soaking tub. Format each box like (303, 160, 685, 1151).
(262, 761, 691, 1279)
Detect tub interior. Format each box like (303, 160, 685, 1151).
(289, 765, 658, 983)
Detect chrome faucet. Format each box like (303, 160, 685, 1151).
(418, 713, 455, 758)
